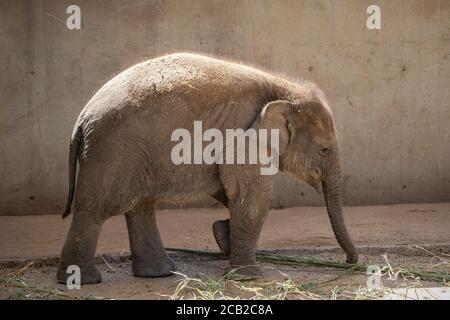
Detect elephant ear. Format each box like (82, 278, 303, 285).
(251, 100, 294, 155)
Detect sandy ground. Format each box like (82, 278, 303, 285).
(1, 203, 450, 259)
(2, 250, 448, 300)
(1, 203, 449, 299)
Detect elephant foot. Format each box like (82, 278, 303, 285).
(225, 263, 262, 281)
(132, 256, 177, 278)
(346, 253, 359, 264)
(212, 219, 231, 256)
(56, 263, 102, 285)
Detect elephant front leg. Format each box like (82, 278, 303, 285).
(210, 190, 231, 256)
(212, 219, 231, 256)
(221, 173, 272, 279)
(125, 201, 176, 278)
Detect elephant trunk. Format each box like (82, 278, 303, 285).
(322, 153, 358, 263)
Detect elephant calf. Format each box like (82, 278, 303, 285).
(58, 53, 358, 284)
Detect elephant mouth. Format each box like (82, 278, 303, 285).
(312, 179, 323, 193)
(286, 168, 323, 193)
(309, 168, 323, 193)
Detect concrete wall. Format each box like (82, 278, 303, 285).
(1, 0, 449, 215)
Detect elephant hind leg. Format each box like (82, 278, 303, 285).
(57, 210, 104, 284)
(125, 201, 176, 278)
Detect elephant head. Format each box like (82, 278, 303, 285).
(254, 98, 358, 264)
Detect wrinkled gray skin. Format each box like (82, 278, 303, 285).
(57, 53, 358, 284)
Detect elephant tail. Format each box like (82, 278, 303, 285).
(62, 125, 82, 219)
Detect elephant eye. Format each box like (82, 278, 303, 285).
(317, 147, 331, 157)
(309, 119, 319, 126)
